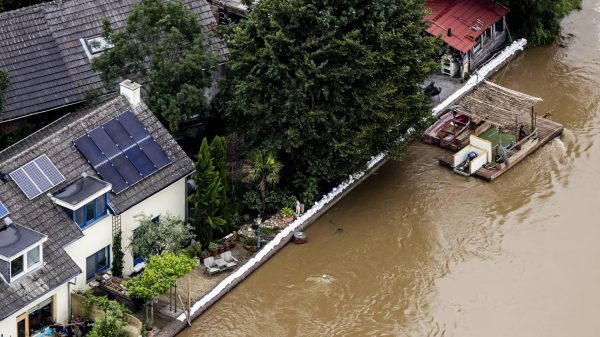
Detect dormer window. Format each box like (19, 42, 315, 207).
(0, 220, 47, 283)
(51, 176, 112, 230)
(10, 244, 43, 280)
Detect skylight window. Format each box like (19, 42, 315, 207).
(87, 37, 112, 54)
(80, 36, 113, 60)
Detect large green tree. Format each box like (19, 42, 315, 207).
(92, 0, 215, 131)
(499, 0, 581, 47)
(190, 138, 226, 246)
(220, 0, 439, 188)
(210, 136, 231, 228)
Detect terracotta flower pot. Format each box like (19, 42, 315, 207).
(209, 249, 218, 257)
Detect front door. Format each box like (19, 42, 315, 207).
(16, 312, 29, 337)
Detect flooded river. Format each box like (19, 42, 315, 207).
(179, 1, 600, 336)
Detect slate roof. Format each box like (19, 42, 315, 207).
(0, 95, 194, 319)
(424, 0, 509, 53)
(0, 0, 227, 122)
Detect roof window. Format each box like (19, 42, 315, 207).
(80, 36, 113, 60)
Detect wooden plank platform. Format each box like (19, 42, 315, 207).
(439, 116, 563, 181)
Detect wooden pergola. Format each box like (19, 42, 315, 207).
(453, 80, 543, 134)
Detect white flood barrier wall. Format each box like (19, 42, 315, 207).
(433, 38, 527, 116)
(171, 38, 529, 333)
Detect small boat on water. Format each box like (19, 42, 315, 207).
(422, 109, 472, 150)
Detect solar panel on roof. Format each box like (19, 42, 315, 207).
(10, 155, 65, 199)
(0, 202, 9, 219)
(103, 119, 136, 150)
(117, 111, 151, 142)
(89, 128, 121, 159)
(112, 155, 143, 185)
(125, 146, 156, 177)
(74, 136, 107, 167)
(36, 154, 66, 185)
(139, 138, 171, 169)
(73, 110, 172, 194)
(97, 163, 128, 194)
(23, 161, 53, 192)
(10, 169, 41, 199)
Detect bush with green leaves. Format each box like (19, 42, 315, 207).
(124, 252, 196, 302)
(82, 294, 130, 337)
(130, 213, 194, 260)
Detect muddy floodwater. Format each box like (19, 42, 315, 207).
(179, 2, 600, 336)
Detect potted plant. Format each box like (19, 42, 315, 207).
(199, 250, 210, 263)
(228, 237, 237, 249)
(144, 320, 153, 337)
(186, 242, 202, 259)
(279, 207, 295, 222)
(208, 242, 219, 256)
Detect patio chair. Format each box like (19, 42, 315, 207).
(203, 257, 221, 276)
(221, 251, 238, 268)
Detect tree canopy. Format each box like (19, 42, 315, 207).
(92, 0, 215, 131)
(124, 252, 196, 301)
(500, 0, 581, 47)
(220, 0, 439, 189)
(130, 213, 194, 259)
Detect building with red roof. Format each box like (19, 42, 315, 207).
(424, 0, 510, 78)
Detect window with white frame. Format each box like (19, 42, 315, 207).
(10, 244, 43, 281)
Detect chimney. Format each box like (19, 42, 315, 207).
(119, 80, 142, 106)
(447, 28, 452, 37)
(1, 216, 12, 230)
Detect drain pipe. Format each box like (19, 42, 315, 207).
(68, 277, 77, 323)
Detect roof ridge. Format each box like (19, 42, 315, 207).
(0, 96, 127, 163)
(0, 0, 70, 19)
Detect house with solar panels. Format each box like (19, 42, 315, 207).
(424, 0, 510, 79)
(0, 81, 194, 336)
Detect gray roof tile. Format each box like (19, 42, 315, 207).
(0, 0, 227, 121)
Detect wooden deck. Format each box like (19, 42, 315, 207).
(439, 116, 563, 181)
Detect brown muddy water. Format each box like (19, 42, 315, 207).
(179, 2, 600, 336)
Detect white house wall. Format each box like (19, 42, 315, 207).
(0, 282, 70, 337)
(119, 177, 187, 275)
(64, 216, 113, 290)
(63, 176, 187, 291)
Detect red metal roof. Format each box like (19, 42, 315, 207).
(424, 0, 509, 53)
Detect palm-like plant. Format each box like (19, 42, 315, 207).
(243, 150, 283, 212)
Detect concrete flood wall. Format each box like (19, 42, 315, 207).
(156, 38, 528, 337)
